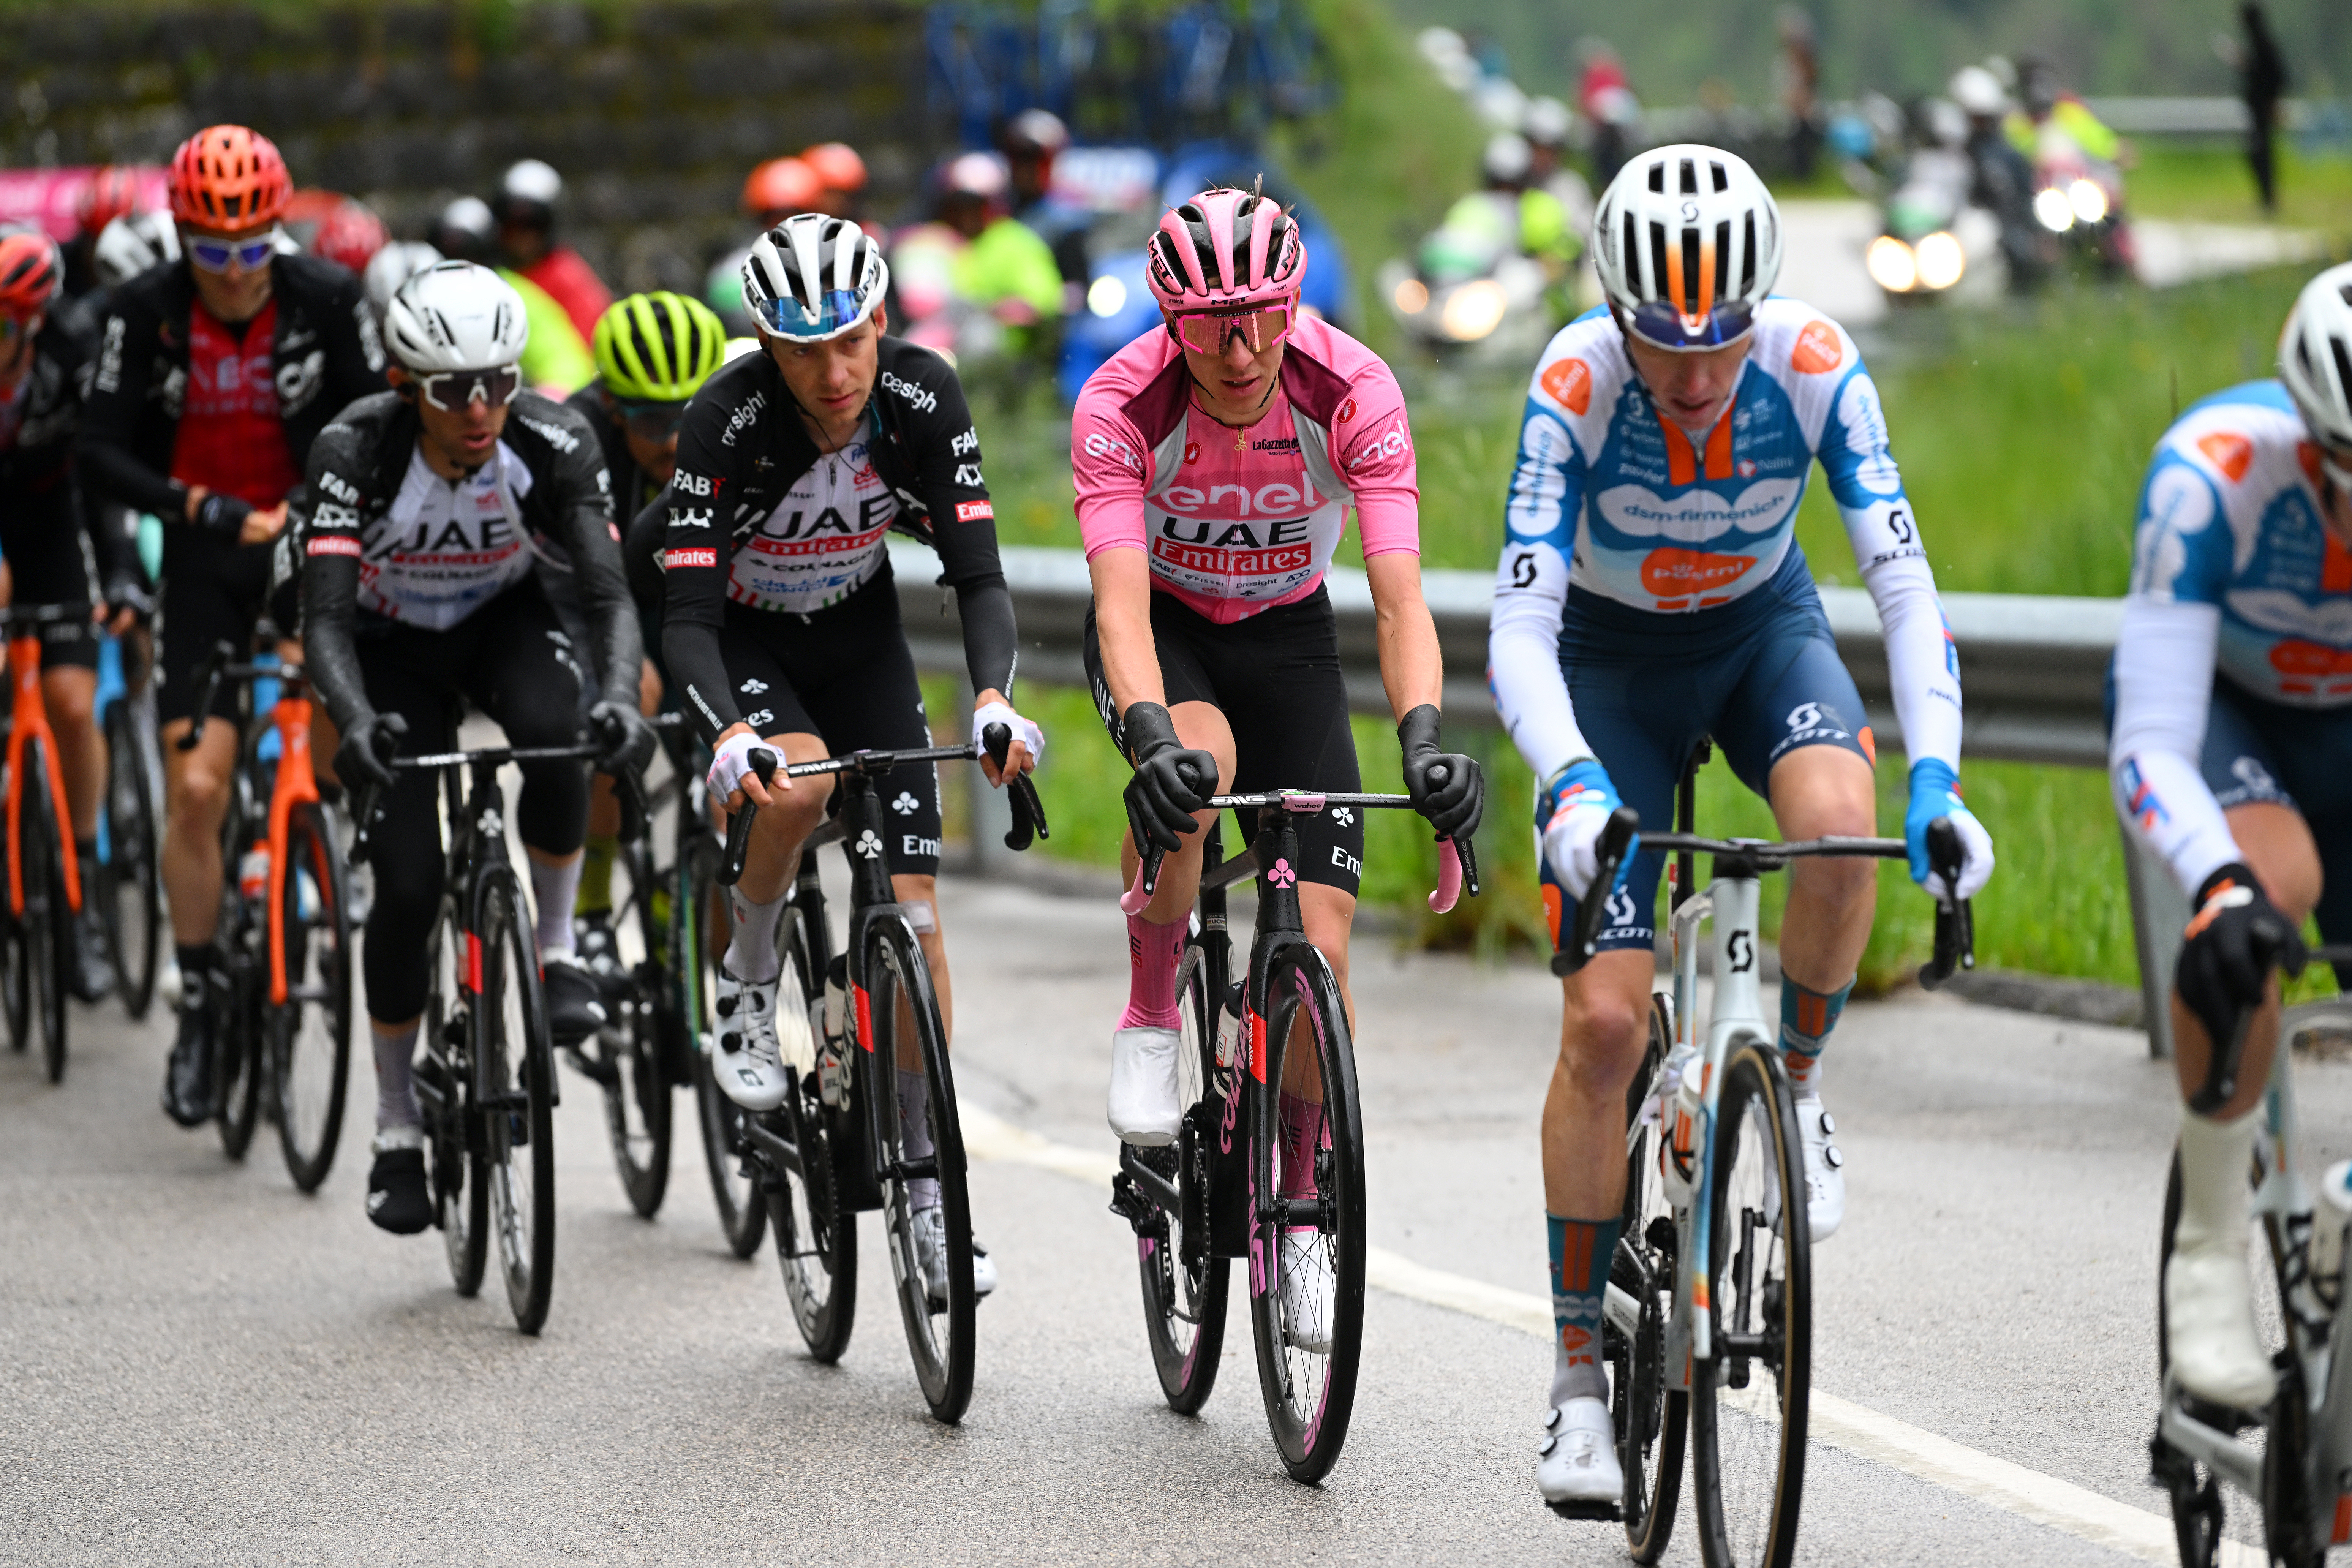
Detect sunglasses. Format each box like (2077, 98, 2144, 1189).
(754, 288, 865, 341)
(615, 399, 689, 442)
(186, 229, 282, 273)
(1619, 299, 1758, 352)
(1170, 300, 1295, 357)
(415, 365, 522, 411)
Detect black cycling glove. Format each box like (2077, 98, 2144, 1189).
(192, 492, 253, 537)
(2177, 861, 2303, 1049)
(1397, 704, 1484, 840)
(334, 711, 408, 792)
(102, 572, 155, 625)
(1120, 700, 1215, 855)
(588, 700, 657, 777)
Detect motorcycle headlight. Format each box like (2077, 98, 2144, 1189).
(2068, 177, 2108, 225)
(1914, 231, 1966, 291)
(1393, 277, 1430, 316)
(1439, 278, 1508, 341)
(1865, 234, 1919, 294)
(2033, 187, 2076, 233)
(1087, 274, 1129, 318)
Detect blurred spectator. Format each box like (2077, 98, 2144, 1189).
(801, 142, 868, 219)
(888, 152, 1061, 376)
(1576, 39, 1639, 188)
(65, 166, 144, 298)
(2009, 57, 2120, 164)
(996, 108, 1092, 307)
(1950, 65, 2043, 291)
(362, 240, 439, 319)
(492, 158, 611, 344)
(1777, 8, 1821, 180)
(1522, 96, 1594, 237)
(433, 194, 596, 395)
(2238, 2, 2288, 213)
(1434, 133, 1581, 321)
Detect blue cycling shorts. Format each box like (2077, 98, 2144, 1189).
(2198, 677, 2352, 967)
(1538, 550, 1875, 953)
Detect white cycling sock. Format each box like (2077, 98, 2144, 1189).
(725, 888, 788, 985)
(373, 1021, 421, 1132)
(529, 855, 583, 958)
(898, 1068, 939, 1211)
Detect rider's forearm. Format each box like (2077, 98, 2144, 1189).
(1087, 547, 1165, 720)
(1366, 552, 1442, 722)
(1860, 553, 1962, 773)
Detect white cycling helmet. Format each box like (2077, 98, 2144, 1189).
(740, 213, 887, 343)
(381, 259, 529, 373)
(363, 239, 441, 317)
(92, 210, 180, 289)
(1949, 65, 2008, 119)
(2281, 262, 2352, 454)
(1592, 143, 1782, 351)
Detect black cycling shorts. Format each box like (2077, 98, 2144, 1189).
(0, 486, 98, 672)
(713, 576, 942, 879)
(1082, 583, 1362, 896)
(155, 528, 274, 725)
(354, 579, 589, 1023)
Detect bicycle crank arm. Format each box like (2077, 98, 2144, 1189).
(1116, 1146, 1182, 1217)
(739, 1118, 807, 1181)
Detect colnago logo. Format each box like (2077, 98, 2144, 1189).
(674, 471, 723, 497)
(664, 547, 717, 567)
(514, 412, 579, 454)
(307, 535, 361, 557)
(879, 370, 936, 413)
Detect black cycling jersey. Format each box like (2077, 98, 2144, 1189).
(0, 308, 110, 666)
(653, 335, 1018, 745)
(564, 384, 667, 524)
(293, 389, 642, 743)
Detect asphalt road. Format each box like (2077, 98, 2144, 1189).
(6, 860, 2343, 1565)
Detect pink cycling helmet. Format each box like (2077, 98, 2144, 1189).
(1144, 186, 1306, 311)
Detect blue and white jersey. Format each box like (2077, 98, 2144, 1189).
(2129, 381, 2352, 708)
(1488, 298, 1960, 785)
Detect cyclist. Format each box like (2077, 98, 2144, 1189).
(2111, 261, 2352, 1414)
(294, 260, 652, 1235)
(1485, 145, 1994, 1504)
(492, 160, 611, 346)
(0, 229, 125, 1002)
(649, 213, 1039, 1300)
(562, 290, 726, 980)
(801, 142, 867, 220)
(430, 197, 595, 396)
(80, 124, 388, 1128)
(1071, 185, 1484, 1345)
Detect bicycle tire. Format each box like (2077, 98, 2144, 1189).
(423, 912, 488, 1298)
(479, 870, 558, 1333)
(271, 801, 352, 1193)
(1619, 992, 1688, 1563)
(598, 837, 672, 1218)
(767, 895, 856, 1362)
(1246, 940, 1366, 1484)
(1139, 936, 1229, 1414)
(23, 744, 68, 1084)
(1691, 1038, 1811, 1568)
(864, 912, 975, 1424)
(683, 835, 767, 1257)
(101, 699, 161, 1020)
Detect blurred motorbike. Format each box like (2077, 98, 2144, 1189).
(1378, 194, 1555, 364)
(2028, 126, 2134, 279)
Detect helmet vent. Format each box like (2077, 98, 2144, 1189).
(1647, 221, 1668, 306)
(1710, 161, 1729, 193)
(1680, 227, 1701, 314)
(1647, 161, 1666, 194)
(1677, 158, 1697, 196)
(1740, 213, 1758, 297)
(2333, 338, 2352, 405)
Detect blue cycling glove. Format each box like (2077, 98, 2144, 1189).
(1539, 759, 1636, 899)
(1905, 758, 1995, 901)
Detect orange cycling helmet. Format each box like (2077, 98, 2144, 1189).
(0, 231, 62, 319)
(77, 165, 145, 237)
(802, 142, 868, 193)
(169, 125, 291, 234)
(742, 156, 822, 219)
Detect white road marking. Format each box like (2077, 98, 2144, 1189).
(959, 1100, 2263, 1567)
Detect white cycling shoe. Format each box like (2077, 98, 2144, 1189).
(711, 967, 789, 1111)
(2168, 1108, 2278, 1410)
(912, 1204, 998, 1305)
(1537, 1398, 1623, 1505)
(1280, 1232, 1334, 1353)
(1108, 1025, 1182, 1146)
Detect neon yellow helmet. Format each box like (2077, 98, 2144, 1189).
(591, 291, 728, 403)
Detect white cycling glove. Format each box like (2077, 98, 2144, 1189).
(708, 730, 780, 805)
(1539, 760, 1624, 900)
(972, 699, 1043, 772)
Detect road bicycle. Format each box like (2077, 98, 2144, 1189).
(177, 640, 352, 1189)
(1577, 744, 1974, 1568)
(94, 629, 163, 1020)
(1105, 782, 1481, 1483)
(695, 726, 1045, 1423)
(352, 731, 618, 1335)
(0, 604, 99, 1084)
(2151, 941, 2352, 1568)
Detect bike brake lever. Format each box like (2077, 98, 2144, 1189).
(1552, 806, 1640, 978)
(1917, 817, 1977, 991)
(718, 748, 779, 887)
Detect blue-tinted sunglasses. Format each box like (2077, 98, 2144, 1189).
(755, 288, 864, 341)
(187, 231, 281, 273)
(1620, 299, 1757, 352)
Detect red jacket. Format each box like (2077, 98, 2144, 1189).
(521, 246, 611, 345)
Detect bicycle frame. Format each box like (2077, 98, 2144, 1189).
(3, 623, 81, 921)
(260, 677, 321, 1007)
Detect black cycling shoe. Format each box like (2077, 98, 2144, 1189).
(160, 990, 217, 1127)
(542, 952, 608, 1046)
(366, 1141, 433, 1234)
(573, 910, 631, 1000)
(67, 900, 117, 1004)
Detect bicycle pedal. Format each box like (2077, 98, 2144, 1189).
(1546, 1499, 1623, 1523)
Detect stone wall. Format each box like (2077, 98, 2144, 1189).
(1, 1, 934, 293)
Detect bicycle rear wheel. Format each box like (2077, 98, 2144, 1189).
(1691, 1038, 1811, 1568)
(272, 801, 352, 1193)
(767, 895, 856, 1361)
(101, 698, 162, 1020)
(683, 835, 767, 1256)
(1619, 992, 1688, 1562)
(1247, 941, 1366, 1484)
(1138, 935, 1229, 1414)
(865, 913, 974, 1424)
(596, 837, 672, 1218)
(479, 871, 557, 1333)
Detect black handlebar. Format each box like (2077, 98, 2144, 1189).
(980, 721, 1052, 851)
(718, 748, 779, 887)
(1551, 806, 1640, 978)
(1916, 816, 1977, 991)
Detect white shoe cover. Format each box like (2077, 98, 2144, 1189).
(2167, 1106, 2278, 1411)
(1280, 1232, 1334, 1353)
(1538, 1398, 1623, 1504)
(1107, 1025, 1181, 1146)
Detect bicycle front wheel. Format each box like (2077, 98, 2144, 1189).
(767, 894, 856, 1362)
(597, 837, 672, 1218)
(23, 748, 68, 1084)
(865, 913, 974, 1424)
(1138, 935, 1228, 1414)
(1691, 1038, 1811, 1568)
(101, 697, 162, 1020)
(1619, 992, 1688, 1562)
(682, 835, 767, 1256)
(271, 801, 352, 1193)
(420, 915, 487, 1298)
(479, 871, 557, 1333)
(1247, 940, 1366, 1485)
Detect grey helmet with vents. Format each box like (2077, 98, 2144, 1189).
(2280, 262, 2352, 455)
(1591, 143, 1783, 351)
(380, 259, 530, 373)
(740, 214, 888, 343)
